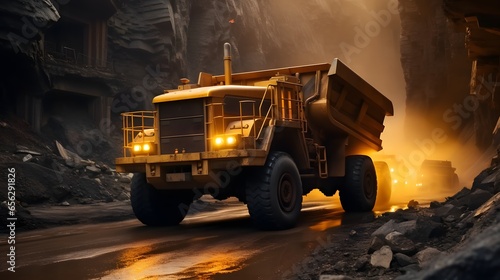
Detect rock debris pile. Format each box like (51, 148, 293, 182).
(301, 163, 500, 280)
(0, 117, 133, 230)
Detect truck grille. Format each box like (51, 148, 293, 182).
(158, 99, 205, 154)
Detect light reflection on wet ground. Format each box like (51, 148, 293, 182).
(97, 249, 255, 279)
(0, 188, 451, 280)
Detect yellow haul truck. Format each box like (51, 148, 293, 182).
(116, 43, 394, 230)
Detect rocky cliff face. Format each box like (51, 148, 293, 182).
(398, 0, 472, 142)
(0, 0, 60, 111)
(106, 0, 284, 111)
(443, 0, 500, 150)
(399, 0, 500, 154)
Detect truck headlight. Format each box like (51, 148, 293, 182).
(226, 136, 237, 145)
(132, 142, 155, 155)
(213, 134, 240, 149)
(133, 144, 142, 152)
(215, 137, 224, 146)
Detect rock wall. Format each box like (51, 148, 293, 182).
(399, 0, 500, 153)
(443, 0, 500, 149)
(0, 0, 60, 112)
(106, 0, 283, 111)
(398, 0, 472, 142)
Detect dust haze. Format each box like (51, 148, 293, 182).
(248, 0, 488, 204)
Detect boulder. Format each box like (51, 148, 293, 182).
(86, 165, 102, 174)
(118, 176, 132, 184)
(353, 254, 370, 271)
(22, 154, 33, 162)
(395, 220, 418, 235)
(372, 219, 397, 238)
(407, 200, 419, 209)
(449, 187, 471, 201)
(415, 247, 442, 268)
(372, 219, 417, 238)
(433, 204, 461, 218)
(408, 217, 446, 241)
(116, 191, 130, 201)
(472, 167, 499, 193)
(391, 209, 419, 221)
(429, 201, 441, 208)
(368, 236, 385, 254)
(443, 215, 457, 223)
(385, 231, 417, 255)
(394, 253, 417, 267)
(397, 223, 500, 279)
(61, 201, 70, 206)
(370, 245, 393, 269)
(465, 189, 494, 210)
(332, 260, 348, 272)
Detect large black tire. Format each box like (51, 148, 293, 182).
(131, 173, 193, 226)
(340, 155, 377, 212)
(246, 152, 303, 230)
(374, 161, 392, 207)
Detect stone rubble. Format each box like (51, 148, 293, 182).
(315, 163, 500, 280)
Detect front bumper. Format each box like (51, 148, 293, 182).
(115, 149, 267, 189)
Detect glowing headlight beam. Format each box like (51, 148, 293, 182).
(133, 144, 142, 152)
(226, 136, 236, 145)
(143, 143, 151, 151)
(215, 137, 224, 146)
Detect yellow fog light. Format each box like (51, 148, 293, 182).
(215, 137, 224, 146)
(133, 144, 142, 152)
(131, 142, 155, 155)
(226, 136, 236, 145)
(213, 134, 240, 149)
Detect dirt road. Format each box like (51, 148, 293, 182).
(0, 195, 410, 280)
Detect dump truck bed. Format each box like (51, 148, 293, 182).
(306, 58, 393, 152)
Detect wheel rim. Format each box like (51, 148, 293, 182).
(364, 172, 375, 199)
(278, 173, 296, 212)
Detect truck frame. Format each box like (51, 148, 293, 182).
(115, 43, 394, 230)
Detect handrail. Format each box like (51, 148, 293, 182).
(258, 84, 274, 117)
(256, 85, 276, 141)
(121, 111, 156, 157)
(239, 100, 256, 137)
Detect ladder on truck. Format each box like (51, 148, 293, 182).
(256, 80, 307, 140)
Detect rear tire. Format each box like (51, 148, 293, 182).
(374, 161, 392, 206)
(340, 155, 377, 212)
(246, 152, 303, 230)
(131, 173, 193, 226)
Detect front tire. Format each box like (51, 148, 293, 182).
(131, 173, 193, 226)
(340, 155, 377, 212)
(246, 152, 303, 230)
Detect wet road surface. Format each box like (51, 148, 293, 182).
(1, 193, 413, 280)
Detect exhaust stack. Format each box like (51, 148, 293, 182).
(223, 43, 232, 85)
